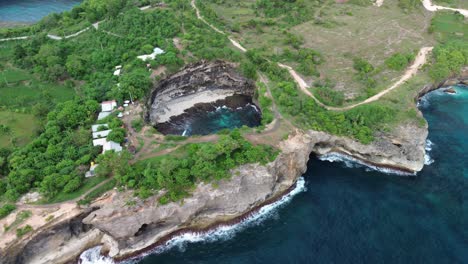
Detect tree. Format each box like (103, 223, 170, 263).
(107, 128, 126, 144)
(119, 68, 152, 101)
(66, 54, 86, 78)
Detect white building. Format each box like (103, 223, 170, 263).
(97, 111, 112, 120)
(101, 100, 117, 112)
(103, 141, 123, 153)
(92, 129, 112, 139)
(137, 47, 164, 61)
(85, 163, 99, 178)
(92, 138, 107, 147)
(91, 124, 108, 133)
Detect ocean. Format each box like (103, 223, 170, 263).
(80, 85, 467, 264)
(0, 0, 81, 23)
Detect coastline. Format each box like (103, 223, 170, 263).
(4, 76, 467, 264)
(112, 177, 304, 262)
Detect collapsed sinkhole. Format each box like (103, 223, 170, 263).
(146, 60, 262, 136)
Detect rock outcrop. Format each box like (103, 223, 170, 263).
(146, 60, 255, 125)
(0, 209, 103, 264)
(1, 123, 427, 263)
(82, 132, 313, 259)
(417, 66, 468, 99)
(306, 122, 427, 173)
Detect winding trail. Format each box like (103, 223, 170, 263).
(375, 0, 468, 17)
(191, 0, 436, 111)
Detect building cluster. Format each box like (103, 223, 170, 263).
(86, 100, 124, 177)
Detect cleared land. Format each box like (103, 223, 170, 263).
(205, 0, 436, 102)
(0, 111, 39, 148)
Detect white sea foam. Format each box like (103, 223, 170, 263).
(319, 153, 416, 176)
(424, 139, 434, 165)
(249, 104, 260, 112)
(79, 246, 115, 264)
(78, 178, 307, 263)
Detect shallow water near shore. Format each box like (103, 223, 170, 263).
(80, 85, 467, 263)
(0, 0, 81, 23)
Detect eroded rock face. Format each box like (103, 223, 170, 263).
(82, 123, 427, 259)
(146, 60, 255, 125)
(82, 132, 314, 259)
(0, 209, 103, 264)
(2, 125, 428, 263)
(306, 121, 427, 173)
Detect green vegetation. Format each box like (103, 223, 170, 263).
(313, 87, 345, 107)
(44, 176, 107, 204)
(131, 118, 144, 132)
(398, 0, 421, 11)
(98, 131, 277, 203)
(78, 179, 116, 205)
(429, 41, 468, 82)
(16, 225, 33, 238)
(2, 100, 100, 201)
(256, 82, 274, 126)
(385, 53, 415, 71)
(5, 210, 32, 232)
(0, 111, 40, 149)
(429, 11, 467, 42)
(165, 135, 188, 142)
(0, 204, 16, 219)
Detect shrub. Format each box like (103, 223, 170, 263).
(131, 118, 143, 132)
(16, 225, 33, 237)
(0, 204, 16, 219)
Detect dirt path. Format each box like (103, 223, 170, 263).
(281, 47, 433, 111)
(375, 0, 468, 17)
(190, 0, 435, 112)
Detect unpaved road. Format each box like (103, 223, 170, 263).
(281, 47, 434, 111)
(376, 0, 468, 17)
(191, 0, 435, 111)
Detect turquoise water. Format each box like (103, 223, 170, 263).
(136, 85, 468, 263)
(159, 104, 262, 136)
(0, 0, 81, 23)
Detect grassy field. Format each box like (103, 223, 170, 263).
(0, 42, 75, 148)
(42, 176, 107, 204)
(204, 0, 435, 103)
(0, 111, 39, 148)
(432, 0, 468, 9)
(0, 80, 75, 110)
(430, 11, 468, 42)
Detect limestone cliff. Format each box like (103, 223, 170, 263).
(146, 60, 255, 125)
(0, 125, 427, 263)
(82, 132, 313, 259)
(306, 121, 427, 173)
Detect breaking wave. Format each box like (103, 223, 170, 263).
(424, 139, 434, 165)
(78, 177, 306, 264)
(79, 246, 115, 264)
(319, 153, 415, 176)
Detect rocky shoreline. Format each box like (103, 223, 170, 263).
(3, 73, 467, 264)
(416, 67, 468, 100)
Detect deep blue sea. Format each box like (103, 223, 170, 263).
(0, 0, 81, 23)
(126, 85, 467, 264)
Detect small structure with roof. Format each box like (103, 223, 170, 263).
(92, 124, 108, 132)
(101, 100, 117, 112)
(137, 47, 164, 61)
(113, 65, 122, 76)
(103, 141, 123, 153)
(93, 138, 107, 147)
(85, 163, 99, 178)
(92, 129, 112, 139)
(98, 111, 112, 120)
